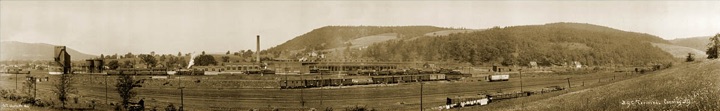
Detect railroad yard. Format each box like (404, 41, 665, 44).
(3, 2, 719, 111)
(1, 66, 650, 110)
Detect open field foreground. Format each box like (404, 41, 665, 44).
(466, 60, 720, 111)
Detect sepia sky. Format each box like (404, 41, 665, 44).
(1, 1, 719, 55)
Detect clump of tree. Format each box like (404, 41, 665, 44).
(221, 56, 230, 63)
(116, 74, 142, 108)
(707, 33, 720, 59)
(123, 60, 134, 68)
(53, 74, 75, 109)
(138, 54, 158, 68)
(23, 76, 38, 103)
(107, 60, 120, 70)
(193, 55, 218, 66)
(686, 53, 695, 62)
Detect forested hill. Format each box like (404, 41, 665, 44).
(362, 22, 675, 66)
(264, 26, 451, 53)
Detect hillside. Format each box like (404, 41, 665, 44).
(501, 61, 719, 110)
(0, 41, 97, 61)
(670, 36, 711, 51)
(651, 43, 707, 58)
(263, 26, 452, 58)
(361, 22, 675, 66)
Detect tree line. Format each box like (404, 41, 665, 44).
(361, 23, 675, 66)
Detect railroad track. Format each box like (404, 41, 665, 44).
(0, 71, 641, 110)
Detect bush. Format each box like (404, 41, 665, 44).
(344, 105, 376, 111)
(165, 104, 177, 111)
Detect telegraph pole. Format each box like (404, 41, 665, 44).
(320, 62, 324, 108)
(178, 76, 184, 111)
(420, 80, 424, 111)
(15, 73, 18, 91)
(105, 75, 108, 104)
(33, 77, 37, 99)
(520, 69, 523, 92)
(301, 72, 305, 108)
(567, 78, 571, 89)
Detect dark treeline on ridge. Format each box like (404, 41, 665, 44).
(361, 23, 675, 66)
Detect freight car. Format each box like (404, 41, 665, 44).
(176, 69, 204, 75)
(351, 78, 374, 85)
(487, 74, 509, 82)
(358, 70, 376, 75)
(445, 95, 491, 108)
(281, 80, 306, 88)
(109, 68, 170, 75)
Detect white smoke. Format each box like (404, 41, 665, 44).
(187, 52, 199, 69)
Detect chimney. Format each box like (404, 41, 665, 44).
(256, 35, 260, 64)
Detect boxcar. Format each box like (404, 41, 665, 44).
(401, 76, 414, 82)
(281, 80, 306, 89)
(389, 76, 402, 83)
(372, 77, 386, 84)
(327, 79, 343, 86)
(107, 70, 120, 75)
(420, 75, 432, 81)
(352, 78, 373, 85)
(378, 70, 391, 75)
(358, 70, 376, 76)
(341, 79, 353, 86)
(305, 79, 321, 87)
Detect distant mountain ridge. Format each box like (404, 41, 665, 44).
(263, 26, 454, 56)
(670, 36, 711, 51)
(1, 41, 97, 61)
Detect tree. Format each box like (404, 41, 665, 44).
(226, 51, 230, 55)
(221, 56, 230, 63)
(53, 74, 75, 109)
(139, 54, 158, 68)
(686, 53, 695, 62)
(165, 57, 181, 69)
(202, 51, 206, 55)
(123, 60, 134, 68)
(194, 55, 218, 66)
(108, 60, 121, 70)
(243, 50, 254, 58)
(24, 76, 38, 100)
(707, 33, 720, 59)
(116, 74, 142, 108)
(125, 52, 135, 58)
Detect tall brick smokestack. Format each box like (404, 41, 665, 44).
(256, 35, 260, 64)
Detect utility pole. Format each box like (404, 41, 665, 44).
(567, 78, 571, 89)
(520, 69, 523, 92)
(15, 73, 18, 92)
(420, 80, 424, 111)
(320, 62, 324, 108)
(33, 77, 37, 100)
(179, 87, 184, 111)
(301, 72, 305, 108)
(178, 76, 184, 111)
(105, 75, 108, 104)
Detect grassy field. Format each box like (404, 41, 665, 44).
(0, 67, 645, 111)
(466, 60, 720, 111)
